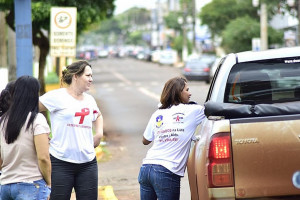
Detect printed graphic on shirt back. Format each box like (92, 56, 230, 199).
(156, 115, 163, 128)
(172, 113, 185, 124)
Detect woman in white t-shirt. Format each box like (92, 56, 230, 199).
(0, 76, 51, 200)
(138, 77, 206, 200)
(39, 60, 103, 200)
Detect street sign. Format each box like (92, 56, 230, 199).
(252, 38, 261, 51)
(50, 7, 77, 57)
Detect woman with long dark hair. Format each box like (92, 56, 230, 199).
(0, 76, 51, 200)
(138, 77, 206, 200)
(0, 81, 15, 117)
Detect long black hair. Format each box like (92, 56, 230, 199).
(0, 81, 15, 117)
(0, 76, 40, 144)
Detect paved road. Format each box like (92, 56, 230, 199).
(86, 57, 210, 200)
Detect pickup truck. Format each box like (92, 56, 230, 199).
(187, 46, 300, 200)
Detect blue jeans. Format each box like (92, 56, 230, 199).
(138, 164, 181, 200)
(50, 155, 98, 200)
(0, 179, 51, 200)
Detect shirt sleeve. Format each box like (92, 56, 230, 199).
(143, 114, 156, 141)
(88, 95, 100, 121)
(39, 90, 59, 112)
(194, 105, 206, 125)
(33, 113, 51, 136)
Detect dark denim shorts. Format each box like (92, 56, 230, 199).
(0, 179, 51, 200)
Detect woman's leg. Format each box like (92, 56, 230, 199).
(50, 155, 75, 200)
(138, 164, 157, 200)
(74, 157, 98, 200)
(151, 165, 181, 200)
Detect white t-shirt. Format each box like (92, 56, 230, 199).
(142, 104, 205, 176)
(0, 113, 50, 185)
(39, 88, 100, 163)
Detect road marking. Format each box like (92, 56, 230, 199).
(138, 87, 160, 101)
(110, 69, 160, 101)
(110, 70, 132, 85)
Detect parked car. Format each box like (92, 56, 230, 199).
(187, 46, 300, 200)
(98, 49, 109, 58)
(181, 57, 213, 83)
(159, 49, 177, 66)
(151, 49, 161, 63)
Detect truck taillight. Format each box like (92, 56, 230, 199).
(208, 132, 233, 187)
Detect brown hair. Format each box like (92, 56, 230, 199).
(61, 60, 91, 85)
(159, 77, 187, 109)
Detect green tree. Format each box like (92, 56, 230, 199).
(126, 31, 145, 46)
(92, 7, 151, 46)
(200, 0, 258, 38)
(164, 11, 182, 32)
(222, 16, 283, 53)
(0, 0, 115, 94)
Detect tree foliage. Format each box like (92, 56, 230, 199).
(221, 16, 283, 53)
(200, 0, 258, 37)
(164, 11, 182, 31)
(93, 7, 151, 46)
(201, 0, 291, 53)
(0, 0, 115, 94)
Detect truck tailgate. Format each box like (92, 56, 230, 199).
(231, 115, 300, 198)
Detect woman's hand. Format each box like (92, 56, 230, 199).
(93, 114, 103, 148)
(93, 134, 102, 148)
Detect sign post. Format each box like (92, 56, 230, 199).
(50, 7, 77, 78)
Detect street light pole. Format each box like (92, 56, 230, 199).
(182, 1, 188, 61)
(298, 0, 300, 44)
(253, 0, 268, 51)
(260, 3, 268, 50)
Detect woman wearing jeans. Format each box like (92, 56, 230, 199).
(138, 77, 206, 200)
(0, 76, 51, 200)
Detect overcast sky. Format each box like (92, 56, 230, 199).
(113, 0, 212, 15)
(114, 0, 158, 15)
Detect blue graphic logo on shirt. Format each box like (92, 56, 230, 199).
(156, 115, 163, 128)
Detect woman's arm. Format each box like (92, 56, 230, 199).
(142, 136, 152, 145)
(34, 133, 51, 187)
(39, 101, 48, 112)
(93, 114, 103, 148)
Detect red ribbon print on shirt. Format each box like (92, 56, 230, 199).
(75, 108, 90, 124)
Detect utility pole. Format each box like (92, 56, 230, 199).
(14, 0, 33, 77)
(298, 0, 300, 45)
(182, 1, 188, 61)
(192, 0, 196, 53)
(260, 2, 268, 50)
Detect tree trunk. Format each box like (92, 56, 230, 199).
(7, 26, 16, 81)
(33, 29, 49, 95)
(0, 12, 7, 68)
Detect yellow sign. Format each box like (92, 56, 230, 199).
(50, 7, 77, 57)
